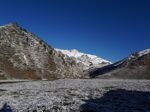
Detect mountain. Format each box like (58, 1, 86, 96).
(0, 23, 84, 80)
(55, 48, 111, 70)
(90, 49, 150, 79)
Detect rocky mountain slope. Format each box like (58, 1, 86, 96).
(0, 23, 84, 80)
(55, 48, 111, 70)
(90, 49, 150, 79)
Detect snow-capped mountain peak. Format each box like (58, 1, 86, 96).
(55, 48, 111, 70)
(138, 49, 150, 57)
(61, 49, 82, 57)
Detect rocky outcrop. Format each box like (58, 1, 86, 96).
(0, 23, 84, 80)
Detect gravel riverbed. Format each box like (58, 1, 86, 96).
(0, 79, 150, 112)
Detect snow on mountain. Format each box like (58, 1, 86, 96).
(138, 49, 150, 57)
(127, 49, 150, 60)
(90, 48, 150, 79)
(113, 48, 150, 67)
(55, 48, 111, 69)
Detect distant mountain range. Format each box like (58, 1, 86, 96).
(0, 23, 149, 80)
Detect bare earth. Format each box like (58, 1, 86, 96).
(0, 79, 150, 112)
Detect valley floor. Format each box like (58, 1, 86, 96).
(0, 79, 150, 112)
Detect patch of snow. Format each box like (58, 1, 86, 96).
(138, 49, 150, 57)
(23, 54, 29, 65)
(128, 48, 150, 60)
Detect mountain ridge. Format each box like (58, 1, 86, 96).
(55, 48, 111, 70)
(0, 23, 149, 80)
(90, 48, 150, 79)
(0, 23, 85, 80)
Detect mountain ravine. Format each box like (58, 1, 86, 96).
(0, 23, 87, 80)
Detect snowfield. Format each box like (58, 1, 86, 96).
(0, 79, 150, 112)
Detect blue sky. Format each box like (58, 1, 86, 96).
(0, 0, 150, 62)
